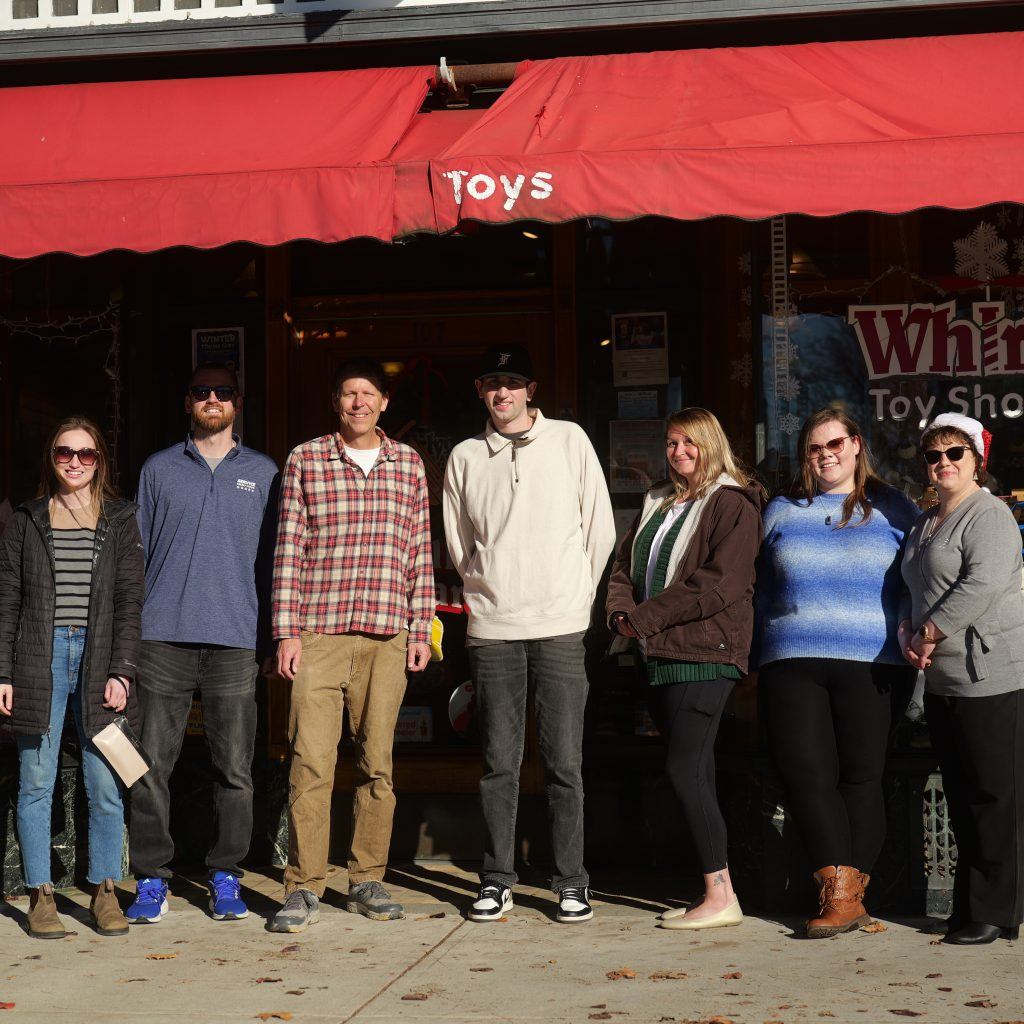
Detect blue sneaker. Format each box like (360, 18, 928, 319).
(208, 871, 248, 921)
(126, 877, 169, 924)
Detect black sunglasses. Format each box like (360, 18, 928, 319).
(53, 446, 100, 467)
(923, 446, 968, 465)
(189, 385, 236, 402)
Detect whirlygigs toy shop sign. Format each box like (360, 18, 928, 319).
(849, 301, 1024, 421)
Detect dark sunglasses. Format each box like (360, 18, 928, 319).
(189, 385, 236, 402)
(924, 446, 968, 465)
(807, 435, 850, 458)
(53, 446, 100, 467)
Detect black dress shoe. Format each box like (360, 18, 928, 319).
(945, 922, 1019, 945)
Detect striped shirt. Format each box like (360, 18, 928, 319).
(53, 526, 95, 626)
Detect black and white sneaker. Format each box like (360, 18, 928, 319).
(557, 886, 594, 923)
(468, 882, 513, 922)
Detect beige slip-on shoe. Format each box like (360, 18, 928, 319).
(657, 896, 742, 931)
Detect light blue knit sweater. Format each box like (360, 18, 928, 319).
(755, 486, 919, 667)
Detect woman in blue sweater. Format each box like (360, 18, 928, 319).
(756, 408, 917, 938)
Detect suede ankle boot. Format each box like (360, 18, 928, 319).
(27, 884, 66, 940)
(90, 878, 129, 936)
(806, 866, 871, 939)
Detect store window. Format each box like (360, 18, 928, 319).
(761, 207, 1024, 498)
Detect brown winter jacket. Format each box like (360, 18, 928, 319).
(605, 479, 763, 673)
(0, 497, 144, 738)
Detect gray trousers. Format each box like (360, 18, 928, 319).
(468, 632, 589, 892)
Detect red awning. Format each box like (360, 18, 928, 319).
(0, 66, 433, 258)
(391, 108, 486, 238)
(430, 32, 1024, 230)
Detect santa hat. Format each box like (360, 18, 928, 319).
(924, 412, 992, 468)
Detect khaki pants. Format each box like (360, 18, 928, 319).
(284, 630, 408, 896)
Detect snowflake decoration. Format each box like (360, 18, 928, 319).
(998, 205, 1014, 232)
(737, 252, 751, 275)
(777, 377, 802, 402)
(729, 354, 753, 388)
(1013, 238, 1024, 272)
(778, 412, 802, 435)
(740, 285, 752, 307)
(736, 320, 752, 342)
(954, 221, 1008, 281)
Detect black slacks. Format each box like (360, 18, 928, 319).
(761, 658, 914, 872)
(648, 677, 734, 874)
(925, 688, 1024, 930)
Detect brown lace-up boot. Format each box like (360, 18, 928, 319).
(90, 878, 129, 936)
(27, 884, 66, 940)
(806, 866, 871, 939)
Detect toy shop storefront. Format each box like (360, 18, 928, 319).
(3, 30, 1024, 902)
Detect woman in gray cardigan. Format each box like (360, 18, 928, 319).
(900, 419, 1024, 946)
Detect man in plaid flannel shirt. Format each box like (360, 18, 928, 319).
(269, 357, 434, 932)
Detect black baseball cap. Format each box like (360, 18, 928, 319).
(477, 344, 534, 383)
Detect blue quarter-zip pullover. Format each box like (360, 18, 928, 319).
(136, 436, 279, 650)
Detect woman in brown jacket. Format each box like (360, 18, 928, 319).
(606, 408, 763, 931)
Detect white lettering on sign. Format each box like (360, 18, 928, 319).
(852, 300, 1024, 422)
(442, 169, 554, 212)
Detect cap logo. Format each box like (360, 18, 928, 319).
(498, 352, 511, 366)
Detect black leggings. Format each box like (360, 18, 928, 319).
(761, 658, 913, 872)
(648, 678, 734, 874)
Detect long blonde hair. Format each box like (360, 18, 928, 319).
(663, 407, 760, 506)
(37, 415, 119, 517)
(791, 407, 882, 528)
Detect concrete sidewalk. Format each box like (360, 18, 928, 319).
(0, 864, 1020, 1024)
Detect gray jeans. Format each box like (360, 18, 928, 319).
(468, 632, 589, 892)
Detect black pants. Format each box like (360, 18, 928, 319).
(648, 678, 734, 874)
(469, 633, 589, 892)
(762, 658, 913, 872)
(129, 641, 259, 879)
(925, 689, 1024, 929)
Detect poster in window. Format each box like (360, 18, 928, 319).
(609, 419, 665, 494)
(612, 313, 669, 386)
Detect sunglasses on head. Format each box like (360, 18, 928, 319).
(923, 446, 968, 465)
(53, 446, 99, 467)
(189, 385, 236, 402)
(807, 435, 850, 458)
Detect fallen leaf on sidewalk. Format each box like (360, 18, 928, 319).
(589, 1015, 612, 1021)
(256, 978, 282, 984)
(707, 1016, 735, 1024)
(115, 978, 148, 984)
(145, 953, 177, 960)
(286, 991, 304, 996)
(926, 973, 942, 979)
(889, 1011, 922, 1017)
(819, 1013, 836, 1017)
(280, 944, 300, 954)
(401, 993, 429, 1001)
(24, 956, 40, 961)
(966, 1000, 997, 1008)
(429, 912, 446, 918)
(256, 1014, 292, 1022)
(861, 921, 888, 933)
(469, 967, 493, 972)
(0, 1003, 14, 1010)
(349, 948, 367, 954)
(606, 969, 636, 981)
(649, 971, 688, 981)
(721, 971, 743, 980)
(938, 987, 952, 992)
(888, 982, 917, 987)
(929, 938, 942, 946)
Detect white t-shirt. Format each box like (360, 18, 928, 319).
(345, 445, 381, 477)
(644, 500, 692, 600)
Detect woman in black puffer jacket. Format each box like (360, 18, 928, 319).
(0, 416, 144, 940)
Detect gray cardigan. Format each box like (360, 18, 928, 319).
(901, 489, 1024, 697)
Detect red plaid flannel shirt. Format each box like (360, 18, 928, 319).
(272, 429, 435, 644)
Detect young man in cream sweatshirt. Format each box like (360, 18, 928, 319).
(443, 344, 615, 924)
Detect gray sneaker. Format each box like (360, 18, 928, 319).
(269, 889, 320, 932)
(346, 880, 404, 921)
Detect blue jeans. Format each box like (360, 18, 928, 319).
(16, 627, 126, 887)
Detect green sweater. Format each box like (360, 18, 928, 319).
(631, 502, 742, 687)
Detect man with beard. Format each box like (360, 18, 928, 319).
(126, 363, 278, 925)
